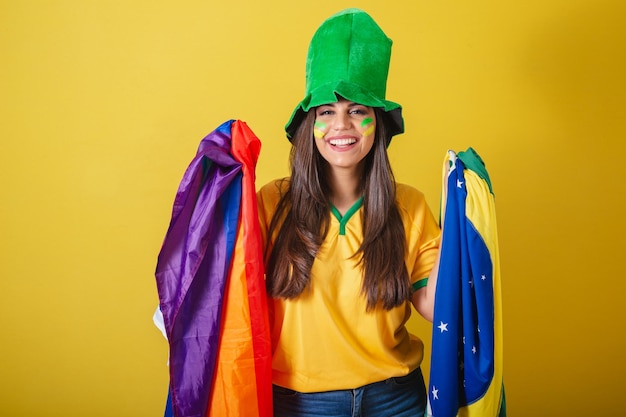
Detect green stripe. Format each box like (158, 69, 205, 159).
(411, 278, 428, 293)
(330, 197, 364, 235)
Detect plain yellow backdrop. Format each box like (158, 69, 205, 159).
(1, 0, 625, 415)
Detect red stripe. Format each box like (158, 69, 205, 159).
(231, 120, 273, 416)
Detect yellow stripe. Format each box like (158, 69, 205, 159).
(362, 124, 375, 136)
(459, 170, 505, 416)
(313, 128, 325, 139)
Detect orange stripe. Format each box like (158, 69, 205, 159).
(206, 218, 260, 416)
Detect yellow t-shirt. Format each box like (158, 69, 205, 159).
(257, 179, 441, 392)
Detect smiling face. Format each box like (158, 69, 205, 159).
(313, 98, 377, 174)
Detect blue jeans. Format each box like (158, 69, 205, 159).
(272, 368, 427, 417)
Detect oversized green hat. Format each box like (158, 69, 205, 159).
(285, 8, 404, 140)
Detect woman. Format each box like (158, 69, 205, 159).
(257, 9, 441, 417)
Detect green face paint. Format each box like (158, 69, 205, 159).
(361, 117, 375, 136)
(314, 121, 327, 139)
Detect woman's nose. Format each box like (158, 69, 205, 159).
(332, 112, 350, 130)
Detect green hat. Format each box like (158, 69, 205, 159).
(285, 8, 404, 140)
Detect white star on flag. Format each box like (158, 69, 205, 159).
(438, 321, 448, 332)
(432, 386, 439, 400)
(472, 346, 477, 354)
(481, 274, 487, 281)
(457, 179, 464, 188)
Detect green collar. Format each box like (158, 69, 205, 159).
(330, 197, 364, 236)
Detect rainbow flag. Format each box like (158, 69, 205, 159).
(155, 120, 272, 417)
(427, 148, 506, 417)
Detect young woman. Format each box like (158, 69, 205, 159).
(257, 9, 441, 417)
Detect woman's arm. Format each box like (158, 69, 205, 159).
(411, 247, 441, 323)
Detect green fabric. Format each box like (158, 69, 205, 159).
(285, 8, 404, 140)
(411, 278, 428, 293)
(458, 147, 494, 195)
(498, 385, 507, 417)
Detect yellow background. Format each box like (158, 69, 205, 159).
(1, 0, 624, 415)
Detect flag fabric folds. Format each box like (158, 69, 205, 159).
(155, 120, 272, 417)
(427, 148, 506, 417)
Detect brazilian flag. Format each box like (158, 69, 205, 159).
(427, 149, 506, 417)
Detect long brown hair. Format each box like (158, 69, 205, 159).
(265, 108, 410, 311)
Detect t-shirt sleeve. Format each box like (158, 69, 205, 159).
(256, 178, 288, 256)
(397, 184, 441, 285)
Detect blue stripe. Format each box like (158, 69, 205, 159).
(221, 172, 243, 272)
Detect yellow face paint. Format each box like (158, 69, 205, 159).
(314, 121, 326, 139)
(361, 117, 375, 136)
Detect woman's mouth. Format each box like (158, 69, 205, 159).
(328, 137, 357, 147)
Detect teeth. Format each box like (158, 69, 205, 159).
(329, 138, 356, 146)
